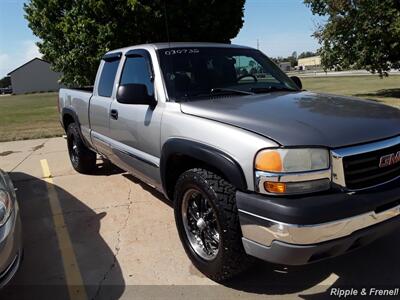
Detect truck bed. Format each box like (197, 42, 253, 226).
(69, 86, 94, 93)
(59, 88, 93, 140)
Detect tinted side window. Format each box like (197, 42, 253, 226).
(98, 60, 120, 97)
(120, 56, 154, 96)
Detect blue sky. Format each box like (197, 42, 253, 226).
(0, 0, 324, 78)
(232, 0, 324, 56)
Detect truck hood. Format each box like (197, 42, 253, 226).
(180, 91, 400, 148)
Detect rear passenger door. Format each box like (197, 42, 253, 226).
(108, 49, 163, 187)
(89, 53, 121, 156)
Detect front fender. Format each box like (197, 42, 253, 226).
(160, 138, 247, 195)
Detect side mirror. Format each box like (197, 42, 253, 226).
(290, 76, 303, 90)
(116, 83, 156, 107)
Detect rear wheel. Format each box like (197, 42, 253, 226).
(66, 123, 96, 173)
(174, 168, 251, 281)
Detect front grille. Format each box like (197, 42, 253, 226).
(343, 142, 400, 190)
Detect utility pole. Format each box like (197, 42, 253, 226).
(257, 39, 260, 50)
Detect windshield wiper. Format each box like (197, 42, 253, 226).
(179, 88, 254, 101)
(210, 88, 254, 96)
(250, 86, 297, 93)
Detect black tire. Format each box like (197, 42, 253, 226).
(174, 168, 251, 281)
(66, 123, 97, 173)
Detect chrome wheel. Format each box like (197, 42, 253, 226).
(181, 188, 220, 261)
(68, 136, 78, 165)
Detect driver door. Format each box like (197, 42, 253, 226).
(108, 49, 162, 187)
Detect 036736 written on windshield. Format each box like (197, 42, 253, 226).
(164, 49, 200, 55)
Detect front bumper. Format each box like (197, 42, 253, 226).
(237, 178, 400, 265)
(242, 215, 400, 265)
(0, 202, 23, 288)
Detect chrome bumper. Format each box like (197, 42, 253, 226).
(0, 252, 21, 288)
(240, 203, 400, 246)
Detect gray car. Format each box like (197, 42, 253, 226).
(59, 43, 400, 281)
(0, 170, 22, 287)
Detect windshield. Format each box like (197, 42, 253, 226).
(157, 47, 299, 101)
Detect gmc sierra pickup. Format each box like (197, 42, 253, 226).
(59, 43, 400, 281)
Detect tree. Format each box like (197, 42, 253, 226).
(0, 76, 11, 88)
(25, 0, 245, 86)
(298, 51, 317, 59)
(304, 0, 400, 75)
(287, 54, 298, 68)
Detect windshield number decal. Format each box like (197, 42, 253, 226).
(165, 49, 200, 55)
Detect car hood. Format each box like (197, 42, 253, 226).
(180, 91, 400, 148)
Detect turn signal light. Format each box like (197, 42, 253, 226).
(255, 150, 283, 172)
(264, 182, 286, 194)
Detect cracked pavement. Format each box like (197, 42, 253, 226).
(1, 137, 400, 300)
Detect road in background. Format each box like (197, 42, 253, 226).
(288, 69, 400, 77)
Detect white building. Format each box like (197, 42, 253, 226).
(279, 62, 291, 72)
(7, 58, 63, 94)
(298, 56, 321, 70)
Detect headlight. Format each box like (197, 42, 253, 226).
(255, 148, 329, 173)
(0, 172, 15, 226)
(255, 148, 331, 195)
(0, 189, 13, 226)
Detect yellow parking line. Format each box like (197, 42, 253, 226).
(318, 273, 339, 286)
(40, 159, 87, 300)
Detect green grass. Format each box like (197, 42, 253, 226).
(0, 76, 398, 142)
(302, 75, 400, 108)
(0, 92, 63, 142)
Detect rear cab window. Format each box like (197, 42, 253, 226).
(97, 53, 121, 97)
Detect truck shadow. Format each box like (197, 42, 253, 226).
(122, 173, 172, 207)
(90, 159, 125, 176)
(1, 172, 125, 300)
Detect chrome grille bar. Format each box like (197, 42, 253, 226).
(331, 136, 400, 191)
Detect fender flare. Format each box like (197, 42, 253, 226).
(61, 107, 80, 130)
(160, 138, 248, 195)
(61, 108, 89, 148)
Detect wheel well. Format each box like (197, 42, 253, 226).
(164, 154, 225, 200)
(63, 113, 75, 132)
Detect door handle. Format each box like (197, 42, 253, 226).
(110, 109, 118, 120)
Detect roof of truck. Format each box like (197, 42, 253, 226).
(152, 42, 252, 49)
(106, 42, 253, 55)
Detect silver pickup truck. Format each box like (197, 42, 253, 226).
(59, 42, 400, 281)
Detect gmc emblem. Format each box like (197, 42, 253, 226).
(379, 151, 400, 168)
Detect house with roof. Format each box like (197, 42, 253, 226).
(7, 58, 63, 94)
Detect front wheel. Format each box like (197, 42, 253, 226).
(174, 168, 251, 281)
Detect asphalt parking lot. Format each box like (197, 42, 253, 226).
(0, 137, 399, 299)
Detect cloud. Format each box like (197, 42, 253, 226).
(0, 53, 10, 67)
(0, 52, 11, 78)
(22, 40, 42, 61)
(0, 40, 42, 78)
